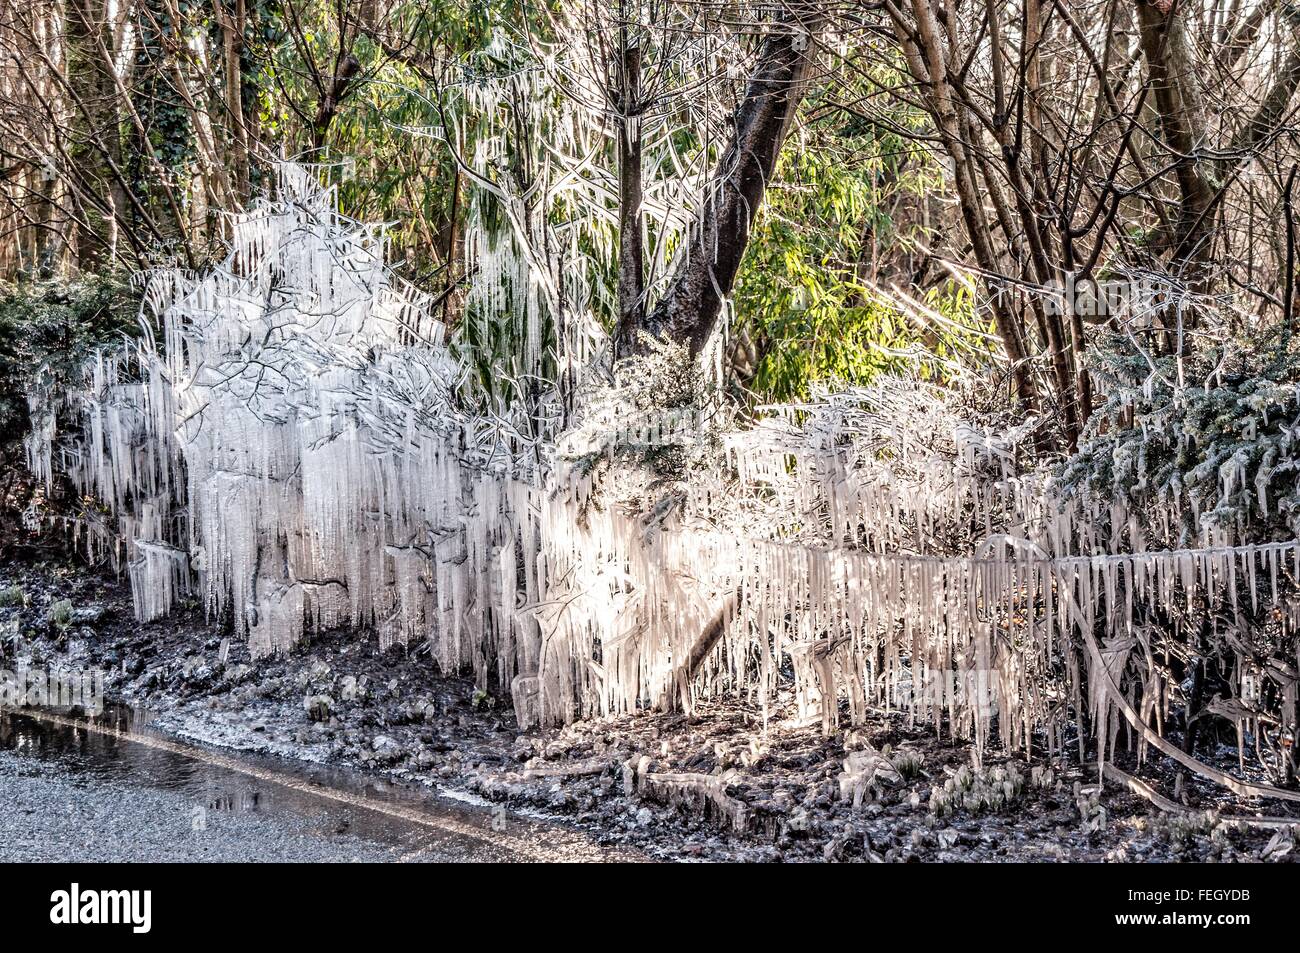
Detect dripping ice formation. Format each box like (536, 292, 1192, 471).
(25, 165, 1300, 788)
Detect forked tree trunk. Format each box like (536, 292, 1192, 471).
(310, 54, 361, 155)
(620, 3, 825, 355)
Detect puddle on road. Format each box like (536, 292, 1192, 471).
(0, 702, 633, 862)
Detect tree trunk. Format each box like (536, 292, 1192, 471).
(65, 0, 120, 269)
(220, 0, 251, 204)
(633, 3, 824, 356)
(614, 32, 646, 356)
(1134, 0, 1216, 274)
(310, 54, 361, 155)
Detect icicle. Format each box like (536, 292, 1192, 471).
(30, 161, 1300, 749)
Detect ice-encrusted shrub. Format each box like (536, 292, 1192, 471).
(0, 274, 138, 470)
(570, 336, 729, 467)
(929, 762, 1024, 818)
(1060, 332, 1300, 779)
(46, 598, 73, 630)
(1075, 784, 1107, 835)
(1061, 332, 1300, 547)
(560, 334, 733, 512)
(890, 747, 925, 781)
(1148, 809, 1225, 850)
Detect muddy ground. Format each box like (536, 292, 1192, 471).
(1, 552, 1297, 863)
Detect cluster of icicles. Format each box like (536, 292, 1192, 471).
(26, 167, 1300, 780)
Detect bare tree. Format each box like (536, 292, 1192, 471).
(872, 0, 1300, 447)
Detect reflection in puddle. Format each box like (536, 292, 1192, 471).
(206, 790, 261, 813)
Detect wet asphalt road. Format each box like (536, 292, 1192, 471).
(0, 747, 431, 862)
(0, 706, 632, 862)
